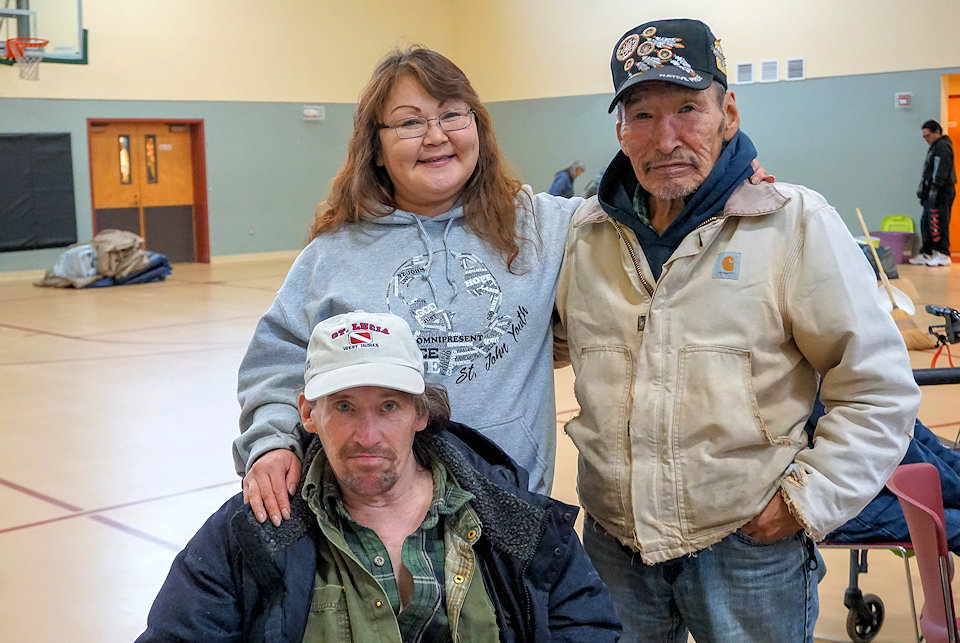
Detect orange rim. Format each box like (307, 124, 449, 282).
(6, 37, 49, 59)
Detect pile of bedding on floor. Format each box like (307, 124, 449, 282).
(35, 229, 172, 289)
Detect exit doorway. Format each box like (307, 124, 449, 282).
(86, 119, 209, 263)
(943, 74, 960, 255)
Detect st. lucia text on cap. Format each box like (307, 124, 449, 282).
(330, 320, 391, 349)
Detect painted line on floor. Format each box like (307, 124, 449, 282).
(928, 421, 960, 430)
(556, 407, 580, 426)
(0, 320, 249, 347)
(207, 281, 286, 292)
(90, 515, 182, 552)
(0, 476, 84, 512)
(170, 277, 288, 291)
(82, 314, 256, 339)
(0, 344, 246, 367)
(0, 478, 237, 546)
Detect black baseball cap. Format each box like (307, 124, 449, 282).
(608, 19, 727, 113)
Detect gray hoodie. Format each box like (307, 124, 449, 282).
(234, 188, 580, 493)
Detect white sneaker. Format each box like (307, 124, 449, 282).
(927, 252, 953, 266)
(909, 253, 933, 265)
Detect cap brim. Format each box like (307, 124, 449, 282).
(608, 68, 715, 112)
(304, 362, 425, 400)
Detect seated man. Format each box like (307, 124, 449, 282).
(137, 311, 620, 642)
(808, 396, 960, 551)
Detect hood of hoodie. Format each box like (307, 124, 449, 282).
(595, 130, 757, 279)
(363, 202, 465, 226)
(361, 203, 467, 303)
(596, 150, 639, 225)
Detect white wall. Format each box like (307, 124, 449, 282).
(3, 0, 958, 102)
(0, 0, 455, 101)
(455, 0, 960, 101)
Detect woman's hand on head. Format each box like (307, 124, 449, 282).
(243, 449, 302, 526)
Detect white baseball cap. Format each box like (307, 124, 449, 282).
(303, 311, 425, 401)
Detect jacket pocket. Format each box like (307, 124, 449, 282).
(304, 583, 352, 639)
(673, 345, 793, 536)
(565, 346, 633, 528)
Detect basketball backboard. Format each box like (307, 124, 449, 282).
(0, 0, 85, 63)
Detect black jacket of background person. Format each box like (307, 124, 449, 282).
(919, 135, 957, 204)
(136, 422, 622, 642)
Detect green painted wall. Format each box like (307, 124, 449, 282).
(2, 66, 958, 273)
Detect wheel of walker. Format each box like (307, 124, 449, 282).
(845, 593, 885, 643)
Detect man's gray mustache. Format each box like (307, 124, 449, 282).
(642, 153, 700, 172)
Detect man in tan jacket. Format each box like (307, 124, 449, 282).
(555, 18, 920, 642)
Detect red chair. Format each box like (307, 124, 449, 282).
(887, 463, 959, 643)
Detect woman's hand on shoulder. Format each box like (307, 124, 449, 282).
(243, 449, 302, 526)
(749, 159, 775, 184)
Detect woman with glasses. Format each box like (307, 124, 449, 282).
(235, 45, 763, 525)
(235, 46, 583, 526)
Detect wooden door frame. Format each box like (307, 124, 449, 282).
(86, 118, 210, 263)
(945, 81, 960, 258)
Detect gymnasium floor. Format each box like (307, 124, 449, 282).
(0, 254, 957, 642)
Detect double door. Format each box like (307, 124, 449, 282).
(89, 122, 196, 262)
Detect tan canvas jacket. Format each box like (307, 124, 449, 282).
(555, 179, 920, 564)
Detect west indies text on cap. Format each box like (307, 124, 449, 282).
(608, 18, 727, 113)
(303, 311, 425, 401)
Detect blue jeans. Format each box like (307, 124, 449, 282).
(583, 517, 825, 642)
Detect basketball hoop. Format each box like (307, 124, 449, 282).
(5, 37, 49, 81)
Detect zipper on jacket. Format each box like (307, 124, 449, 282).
(519, 515, 550, 639)
(610, 219, 654, 296)
(694, 215, 723, 231)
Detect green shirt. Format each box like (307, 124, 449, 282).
(307, 454, 475, 642)
(632, 182, 657, 232)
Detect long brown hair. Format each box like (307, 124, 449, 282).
(309, 46, 532, 273)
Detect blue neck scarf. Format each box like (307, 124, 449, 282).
(600, 129, 758, 280)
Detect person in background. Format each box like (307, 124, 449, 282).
(548, 159, 585, 198)
(138, 311, 621, 641)
(581, 172, 603, 199)
(911, 119, 955, 266)
(554, 18, 920, 641)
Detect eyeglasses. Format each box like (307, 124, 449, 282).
(380, 108, 475, 139)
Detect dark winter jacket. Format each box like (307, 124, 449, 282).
(919, 134, 956, 203)
(136, 423, 621, 642)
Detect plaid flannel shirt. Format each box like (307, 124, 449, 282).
(317, 457, 474, 641)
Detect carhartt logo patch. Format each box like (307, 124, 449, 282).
(712, 252, 740, 280)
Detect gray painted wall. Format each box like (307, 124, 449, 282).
(493, 67, 960, 235)
(2, 66, 957, 272)
(0, 100, 354, 272)
(489, 93, 620, 197)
